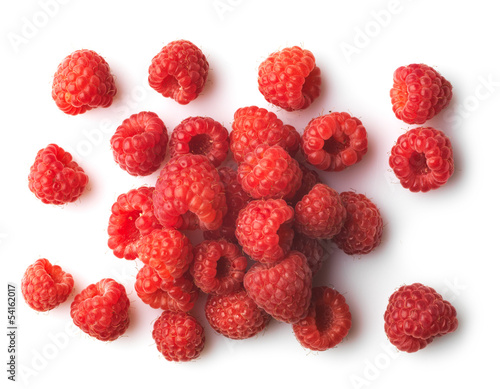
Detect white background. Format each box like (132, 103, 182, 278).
(1, 0, 499, 388)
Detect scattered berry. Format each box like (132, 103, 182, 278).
(291, 232, 326, 277)
(288, 162, 322, 206)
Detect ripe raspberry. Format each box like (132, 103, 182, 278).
(28, 144, 88, 205)
(291, 232, 326, 277)
(333, 192, 383, 255)
(293, 286, 352, 351)
(70, 278, 130, 342)
(52, 49, 116, 115)
(153, 154, 227, 231)
(191, 239, 247, 295)
(169, 116, 229, 167)
(244, 251, 312, 323)
(384, 283, 458, 353)
(235, 199, 294, 264)
(288, 162, 322, 206)
(152, 310, 205, 362)
(301, 112, 368, 172)
(205, 290, 271, 340)
(230, 106, 300, 163)
(107, 186, 161, 260)
(294, 183, 346, 239)
(258, 46, 321, 111)
(21, 258, 74, 312)
(148, 40, 209, 105)
(390, 64, 453, 124)
(110, 111, 168, 176)
(389, 127, 454, 192)
(237, 144, 302, 200)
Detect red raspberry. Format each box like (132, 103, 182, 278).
(258, 46, 321, 111)
(230, 106, 300, 163)
(52, 49, 116, 115)
(152, 310, 205, 362)
(148, 40, 209, 105)
(28, 144, 88, 205)
(333, 191, 383, 255)
(291, 232, 326, 277)
(70, 278, 130, 342)
(205, 290, 271, 340)
(384, 283, 458, 353)
(21, 258, 74, 312)
(169, 116, 229, 167)
(294, 183, 346, 239)
(110, 111, 168, 176)
(301, 112, 368, 172)
(235, 199, 294, 264)
(292, 286, 352, 351)
(237, 144, 302, 200)
(191, 239, 247, 295)
(244, 251, 312, 323)
(389, 127, 454, 192)
(107, 186, 161, 260)
(288, 162, 322, 206)
(390, 64, 453, 124)
(153, 154, 227, 231)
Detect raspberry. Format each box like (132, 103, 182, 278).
(235, 199, 294, 264)
(258, 46, 321, 111)
(205, 290, 271, 340)
(135, 265, 198, 312)
(21, 258, 74, 312)
(244, 250, 312, 323)
(389, 127, 454, 192)
(107, 186, 161, 260)
(294, 183, 346, 239)
(291, 232, 326, 277)
(152, 310, 205, 362)
(237, 144, 302, 200)
(148, 40, 209, 105)
(153, 154, 227, 231)
(190, 239, 247, 295)
(288, 162, 322, 206)
(230, 106, 300, 163)
(110, 111, 168, 176)
(292, 286, 352, 351)
(70, 278, 130, 342)
(384, 283, 458, 353)
(301, 112, 368, 172)
(390, 64, 453, 124)
(51, 49, 116, 115)
(28, 144, 88, 205)
(169, 116, 229, 167)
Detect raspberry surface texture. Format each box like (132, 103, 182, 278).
(289, 162, 322, 206)
(52, 49, 116, 115)
(291, 232, 326, 277)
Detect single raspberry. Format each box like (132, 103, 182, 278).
(258, 46, 321, 111)
(137, 228, 193, 280)
(235, 199, 294, 264)
(389, 127, 454, 192)
(152, 310, 205, 362)
(205, 290, 271, 340)
(190, 239, 247, 295)
(244, 250, 312, 323)
(148, 40, 209, 105)
(135, 265, 199, 312)
(28, 144, 88, 205)
(70, 278, 130, 342)
(291, 232, 326, 277)
(301, 112, 368, 172)
(52, 49, 116, 115)
(21, 258, 74, 312)
(293, 286, 352, 351)
(107, 186, 161, 260)
(237, 144, 302, 200)
(333, 192, 383, 255)
(390, 64, 453, 124)
(110, 111, 168, 176)
(230, 106, 300, 163)
(294, 183, 346, 239)
(169, 116, 229, 167)
(384, 283, 458, 353)
(288, 162, 322, 206)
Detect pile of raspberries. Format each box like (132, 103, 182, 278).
(23, 40, 458, 361)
